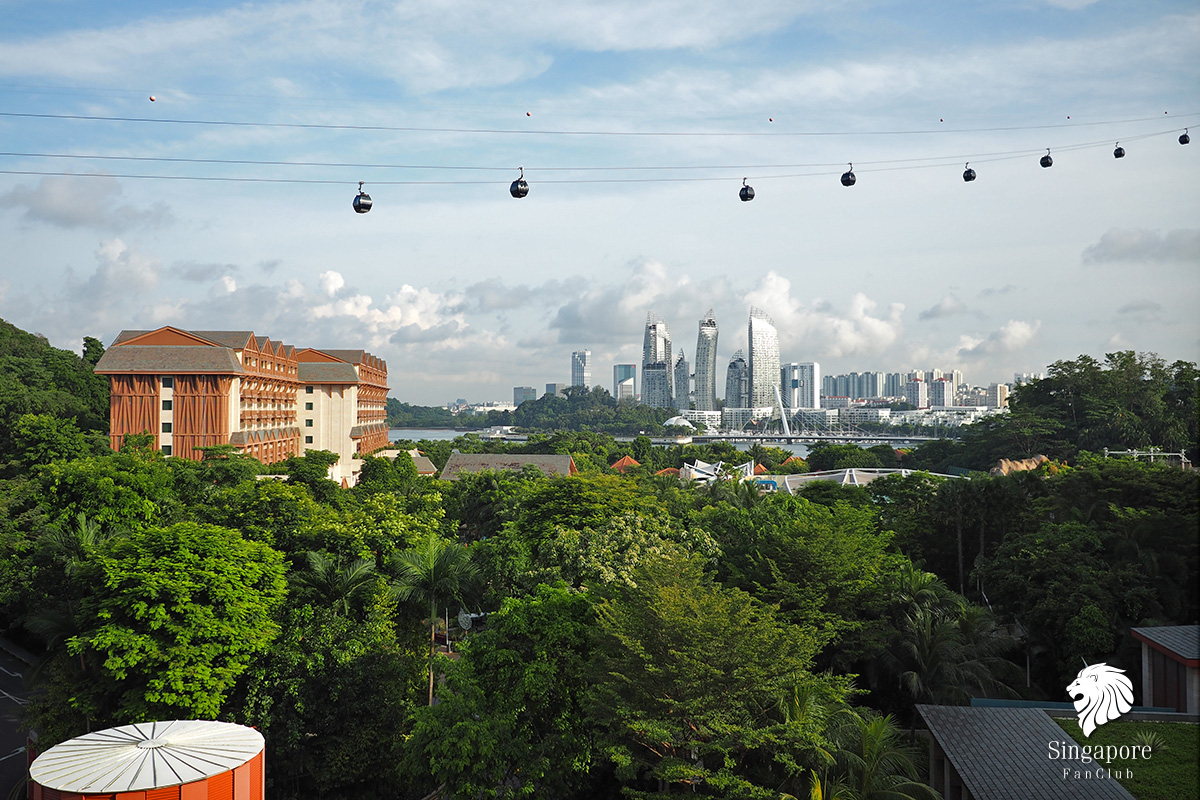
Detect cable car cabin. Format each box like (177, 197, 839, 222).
(841, 165, 856, 186)
(739, 180, 755, 201)
(353, 182, 372, 213)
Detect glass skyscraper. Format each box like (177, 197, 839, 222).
(673, 351, 690, 411)
(747, 307, 781, 408)
(694, 309, 719, 411)
(613, 364, 636, 400)
(725, 350, 749, 408)
(642, 313, 673, 405)
(571, 349, 591, 388)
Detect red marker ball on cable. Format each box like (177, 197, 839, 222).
(149, 95, 156, 102)
(526, 112, 531, 116)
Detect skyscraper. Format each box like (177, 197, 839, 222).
(673, 351, 690, 411)
(613, 364, 636, 400)
(747, 307, 781, 408)
(781, 363, 820, 408)
(694, 309, 719, 411)
(642, 362, 671, 408)
(642, 313, 673, 404)
(725, 351, 749, 408)
(571, 349, 591, 388)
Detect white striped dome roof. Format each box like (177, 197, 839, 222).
(30, 719, 263, 793)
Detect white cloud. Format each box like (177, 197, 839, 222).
(918, 294, 967, 321)
(743, 272, 905, 358)
(1082, 228, 1200, 263)
(0, 175, 172, 231)
(318, 270, 345, 296)
(956, 320, 1041, 358)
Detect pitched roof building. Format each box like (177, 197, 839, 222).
(439, 454, 578, 481)
(93, 326, 388, 487)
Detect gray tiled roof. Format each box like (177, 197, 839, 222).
(93, 345, 245, 374)
(318, 349, 365, 363)
(110, 329, 255, 349)
(188, 330, 256, 349)
(1131, 625, 1200, 660)
(411, 456, 437, 475)
(440, 453, 576, 481)
(918, 705, 1136, 800)
(297, 362, 360, 384)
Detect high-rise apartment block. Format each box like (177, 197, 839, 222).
(725, 351, 749, 408)
(930, 377, 956, 407)
(747, 307, 780, 408)
(94, 326, 388, 487)
(642, 362, 672, 408)
(986, 383, 1009, 409)
(781, 362, 821, 409)
(694, 310, 719, 411)
(642, 314, 673, 405)
(545, 383, 567, 399)
(514, 386, 537, 406)
(570, 349, 591, 388)
(904, 379, 929, 409)
(674, 352, 691, 411)
(613, 364, 636, 401)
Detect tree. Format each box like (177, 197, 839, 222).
(233, 600, 422, 799)
(391, 530, 480, 705)
(291, 550, 380, 618)
(588, 554, 847, 798)
(40, 522, 286, 739)
(404, 583, 599, 798)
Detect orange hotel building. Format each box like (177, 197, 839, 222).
(93, 327, 389, 487)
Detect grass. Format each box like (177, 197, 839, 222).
(1055, 718, 1199, 800)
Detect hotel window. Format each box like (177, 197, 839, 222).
(162, 400, 173, 411)
(305, 436, 313, 444)
(161, 422, 172, 433)
(306, 385, 314, 394)
(161, 376, 174, 388)
(305, 419, 313, 427)
(305, 402, 313, 410)
(161, 445, 172, 456)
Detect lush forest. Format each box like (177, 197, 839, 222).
(390, 386, 684, 435)
(1, 318, 1197, 799)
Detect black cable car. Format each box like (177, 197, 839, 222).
(1113, 143, 1125, 159)
(841, 164, 856, 186)
(353, 182, 372, 213)
(962, 163, 976, 182)
(1181, 129, 1191, 145)
(510, 167, 529, 198)
(1040, 149, 1053, 168)
(739, 178, 755, 202)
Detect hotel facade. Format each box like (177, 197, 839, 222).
(93, 327, 389, 487)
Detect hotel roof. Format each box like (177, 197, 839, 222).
(93, 345, 245, 375)
(1131, 625, 1200, 662)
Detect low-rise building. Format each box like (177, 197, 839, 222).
(93, 326, 387, 487)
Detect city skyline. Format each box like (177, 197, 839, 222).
(0, 1, 1196, 406)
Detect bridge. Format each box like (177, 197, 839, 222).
(691, 432, 946, 446)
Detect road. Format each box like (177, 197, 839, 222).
(0, 645, 30, 800)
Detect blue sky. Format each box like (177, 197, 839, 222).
(1, 0, 1197, 405)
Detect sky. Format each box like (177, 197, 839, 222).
(0, 0, 1197, 406)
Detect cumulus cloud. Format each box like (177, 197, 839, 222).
(0, 175, 172, 231)
(174, 261, 241, 282)
(1082, 228, 1200, 263)
(918, 294, 967, 321)
(956, 320, 1041, 358)
(743, 271, 904, 358)
(318, 270, 345, 296)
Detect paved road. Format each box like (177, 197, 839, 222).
(0, 646, 31, 800)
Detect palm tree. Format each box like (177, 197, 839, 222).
(827, 712, 939, 800)
(391, 530, 479, 705)
(291, 551, 379, 617)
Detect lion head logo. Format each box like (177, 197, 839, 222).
(1066, 663, 1134, 737)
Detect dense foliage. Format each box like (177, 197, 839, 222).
(1, 321, 1195, 799)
